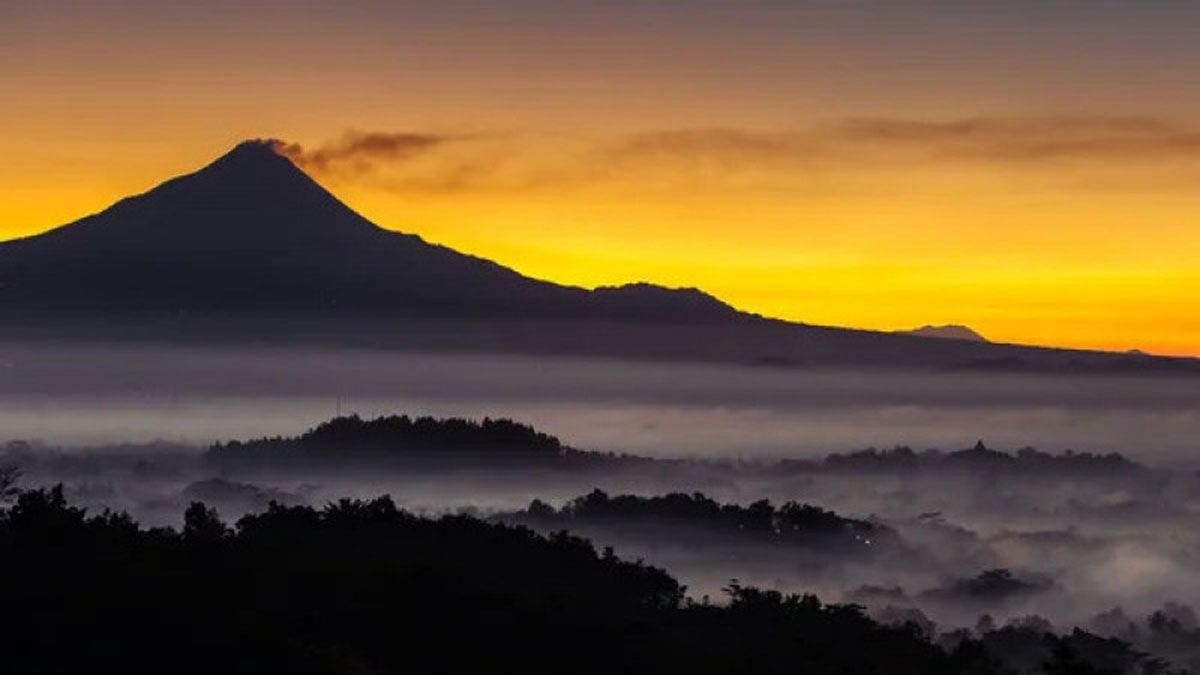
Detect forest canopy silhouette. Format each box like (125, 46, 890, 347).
(7, 414, 1200, 673)
(0, 476, 1176, 675)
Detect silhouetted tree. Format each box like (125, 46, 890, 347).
(183, 501, 228, 541)
(0, 487, 1173, 675)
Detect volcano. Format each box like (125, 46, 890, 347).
(0, 139, 1191, 373)
(0, 140, 737, 321)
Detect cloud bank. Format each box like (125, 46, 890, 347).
(276, 131, 467, 176)
(282, 116, 1200, 195)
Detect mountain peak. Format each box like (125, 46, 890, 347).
(230, 137, 288, 155)
(193, 138, 306, 179)
(113, 137, 382, 241)
(0, 141, 751, 322)
(899, 324, 989, 342)
(1, 137, 386, 268)
(591, 283, 740, 318)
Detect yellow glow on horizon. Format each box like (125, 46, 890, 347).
(3, 2, 1199, 357)
(324, 169, 1200, 357)
(1, 132, 1198, 358)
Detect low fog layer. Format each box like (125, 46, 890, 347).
(7, 412, 1200, 669)
(2, 343, 1200, 461)
(6, 343, 1200, 670)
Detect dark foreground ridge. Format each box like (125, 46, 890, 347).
(0, 481, 1173, 675)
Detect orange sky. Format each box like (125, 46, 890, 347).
(3, 1, 1200, 355)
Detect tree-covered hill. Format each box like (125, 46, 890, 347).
(503, 489, 899, 553)
(209, 414, 573, 466)
(0, 480, 1172, 675)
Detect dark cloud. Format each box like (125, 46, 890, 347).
(834, 116, 1200, 161)
(609, 117, 1200, 167)
(609, 128, 819, 164)
(275, 117, 1200, 195)
(276, 131, 465, 175)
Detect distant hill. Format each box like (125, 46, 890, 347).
(0, 139, 1195, 374)
(208, 414, 573, 467)
(899, 325, 989, 342)
(499, 489, 896, 553)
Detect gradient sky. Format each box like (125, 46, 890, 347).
(3, 0, 1200, 354)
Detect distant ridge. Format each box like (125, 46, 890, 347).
(899, 325, 989, 342)
(0, 139, 1194, 374)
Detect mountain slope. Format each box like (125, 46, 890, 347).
(0, 140, 1193, 373)
(0, 140, 738, 322)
